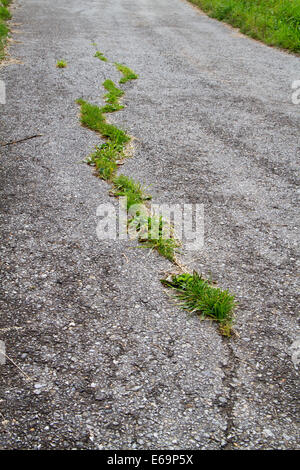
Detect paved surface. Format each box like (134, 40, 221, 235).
(0, 0, 299, 450)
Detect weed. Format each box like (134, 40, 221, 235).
(139, 216, 180, 262)
(56, 60, 67, 68)
(114, 62, 139, 84)
(161, 271, 236, 336)
(94, 51, 108, 62)
(76, 98, 130, 145)
(102, 79, 124, 112)
(112, 174, 151, 208)
(0, 5, 11, 21)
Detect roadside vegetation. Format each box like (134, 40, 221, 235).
(102, 79, 124, 113)
(188, 0, 300, 53)
(112, 175, 151, 208)
(0, 0, 12, 61)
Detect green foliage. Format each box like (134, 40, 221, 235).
(161, 271, 236, 336)
(139, 216, 180, 262)
(0, 5, 11, 21)
(0, 0, 11, 61)
(56, 60, 67, 68)
(94, 51, 108, 62)
(101, 79, 124, 112)
(86, 142, 124, 181)
(76, 99, 130, 145)
(114, 62, 139, 84)
(1, 1, 12, 7)
(188, 0, 300, 53)
(112, 174, 151, 208)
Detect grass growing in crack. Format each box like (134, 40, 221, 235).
(56, 60, 67, 68)
(101, 79, 124, 113)
(161, 272, 236, 336)
(77, 99, 130, 145)
(112, 174, 151, 208)
(0, 0, 12, 61)
(138, 216, 180, 262)
(94, 51, 108, 62)
(111, 175, 178, 261)
(114, 62, 138, 84)
(85, 142, 124, 181)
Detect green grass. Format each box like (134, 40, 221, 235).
(1, 1, 11, 7)
(101, 79, 124, 112)
(77, 99, 130, 145)
(114, 62, 139, 84)
(161, 271, 236, 336)
(94, 51, 108, 62)
(111, 176, 178, 261)
(139, 216, 180, 262)
(86, 142, 124, 181)
(56, 60, 67, 68)
(0, 0, 12, 61)
(188, 0, 300, 53)
(0, 5, 11, 21)
(112, 174, 151, 208)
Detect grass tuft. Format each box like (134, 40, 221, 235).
(77, 99, 130, 145)
(126, 215, 178, 262)
(56, 60, 67, 68)
(94, 51, 108, 62)
(141, 216, 180, 262)
(0, 5, 11, 21)
(114, 62, 139, 84)
(1, 1, 12, 8)
(161, 271, 236, 336)
(112, 174, 151, 208)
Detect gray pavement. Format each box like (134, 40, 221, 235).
(0, 0, 299, 449)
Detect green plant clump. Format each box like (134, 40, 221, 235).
(94, 51, 108, 62)
(0, 0, 12, 61)
(77, 99, 130, 145)
(56, 60, 67, 68)
(141, 216, 180, 262)
(86, 142, 125, 181)
(112, 174, 151, 208)
(101, 79, 124, 113)
(114, 62, 139, 84)
(161, 271, 236, 336)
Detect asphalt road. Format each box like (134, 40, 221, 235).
(0, 0, 299, 449)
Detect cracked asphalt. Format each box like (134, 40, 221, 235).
(0, 0, 299, 450)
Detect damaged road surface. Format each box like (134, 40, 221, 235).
(0, 0, 299, 450)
